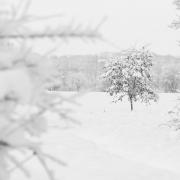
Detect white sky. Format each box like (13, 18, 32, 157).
(4, 0, 180, 56)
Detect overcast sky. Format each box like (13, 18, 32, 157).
(4, 0, 180, 56)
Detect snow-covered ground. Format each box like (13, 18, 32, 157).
(12, 92, 180, 180)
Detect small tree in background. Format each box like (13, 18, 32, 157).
(103, 48, 158, 111)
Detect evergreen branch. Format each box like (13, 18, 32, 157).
(0, 31, 101, 39)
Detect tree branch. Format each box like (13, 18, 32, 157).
(0, 31, 101, 39)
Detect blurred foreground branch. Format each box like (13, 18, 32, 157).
(0, 30, 101, 39)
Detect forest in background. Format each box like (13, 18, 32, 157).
(51, 53, 180, 92)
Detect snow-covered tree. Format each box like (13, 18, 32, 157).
(166, 0, 180, 131)
(0, 1, 101, 179)
(171, 0, 180, 29)
(103, 48, 158, 111)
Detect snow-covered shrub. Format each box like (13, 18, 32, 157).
(102, 48, 158, 111)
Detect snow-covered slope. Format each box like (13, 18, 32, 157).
(12, 92, 180, 180)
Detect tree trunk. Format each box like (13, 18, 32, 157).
(130, 98, 133, 111)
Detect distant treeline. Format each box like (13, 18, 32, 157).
(51, 53, 180, 92)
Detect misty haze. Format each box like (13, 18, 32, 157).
(1, 0, 180, 180)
